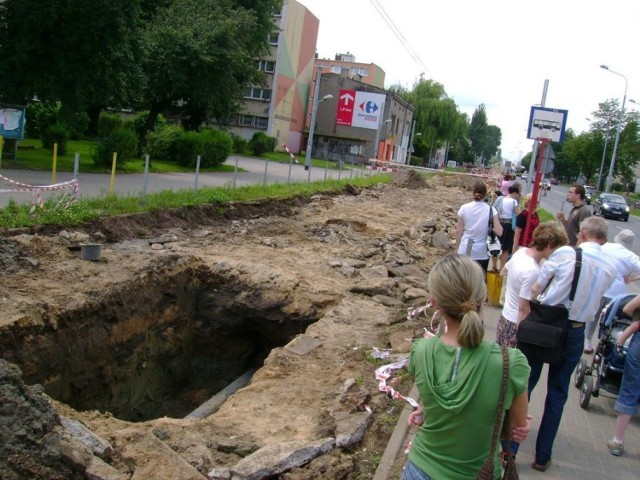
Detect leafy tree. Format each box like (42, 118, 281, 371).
(392, 77, 468, 166)
(139, 0, 281, 139)
(468, 104, 502, 164)
(0, 0, 145, 132)
(589, 99, 640, 188)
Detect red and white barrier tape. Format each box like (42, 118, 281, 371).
(0, 173, 79, 212)
(282, 144, 299, 164)
(375, 358, 419, 408)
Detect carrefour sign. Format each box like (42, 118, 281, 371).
(336, 90, 385, 130)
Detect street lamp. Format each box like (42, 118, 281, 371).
(600, 64, 628, 192)
(304, 66, 333, 170)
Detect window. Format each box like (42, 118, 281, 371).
(235, 115, 268, 129)
(258, 60, 275, 73)
(243, 87, 272, 101)
(330, 65, 341, 74)
(268, 32, 279, 45)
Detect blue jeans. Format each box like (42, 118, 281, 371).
(615, 332, 640, 415)
(401, 460, 432, 480)
(527, 325, 585, 464)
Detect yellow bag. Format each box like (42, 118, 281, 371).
(486, 271, 503, 307)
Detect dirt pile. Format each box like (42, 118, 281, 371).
(0, 172, 479, 479)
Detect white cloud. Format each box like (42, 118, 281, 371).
(299, 0, 640, 162)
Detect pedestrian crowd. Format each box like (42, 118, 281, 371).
(402, 179, 640, 479)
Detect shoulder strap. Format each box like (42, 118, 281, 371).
(488, 203, 494, 229)
(478, 346, 510, 479)
(569, 248, 583, 302)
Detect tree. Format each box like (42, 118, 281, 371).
(139, 0, 280, 138)
(392, 77, 468, 166)
(468, 104, 502, 164)
(0, 0, 145, 132)
(589, 99, 640, 187)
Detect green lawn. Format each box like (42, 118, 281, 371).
(2, 138, 240, 174)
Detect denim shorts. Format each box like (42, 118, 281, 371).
(614, 333, 640, 416)
(401, 460, 432, 480)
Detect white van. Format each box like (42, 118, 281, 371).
(446, 160, 457, 168)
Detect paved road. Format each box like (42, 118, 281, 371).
(0, 156, 373, 208)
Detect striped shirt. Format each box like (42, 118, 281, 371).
(536, 243, 616, 323)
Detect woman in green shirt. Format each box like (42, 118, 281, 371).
(402, 254, 530, 480)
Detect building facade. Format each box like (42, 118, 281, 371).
(228, 0, 319, 153)
(308, 72, 414, 165)
(314, 52, 385, 89)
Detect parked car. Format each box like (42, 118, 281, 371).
(550, 178, 559, 185)
(593, 193, 630, 221)
(584, 186, 596, 205)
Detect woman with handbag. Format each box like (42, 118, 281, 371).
(496, 222, 569, 348)
(402, 254, 530, 480)
(456, 180, 503, 272)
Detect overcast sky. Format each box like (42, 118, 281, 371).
(299, 0, 640, 163)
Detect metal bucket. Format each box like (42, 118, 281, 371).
(81, 244, 102, 261)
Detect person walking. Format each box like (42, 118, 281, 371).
(606, 294, 640, 456)
(496, 222, 568, 348)
(584, 229, 640, 354)
(525, 216, 616, 471)
(512, 193, 540, 253)
(556, 184, 591, 246)
(456, 180, 503, 272)
(402, 254, 530, 480)
(495, 184, 520, 270)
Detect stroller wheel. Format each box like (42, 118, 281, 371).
(580, 377, 593, 409)
(574, 358, 587, 389)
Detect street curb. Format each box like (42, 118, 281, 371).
(372, 384, 418, 480)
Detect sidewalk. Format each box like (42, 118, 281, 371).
(376, 305, 640, 480)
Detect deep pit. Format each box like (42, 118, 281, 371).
(0, 257, 320, 422)
(0, 175, 472, 479)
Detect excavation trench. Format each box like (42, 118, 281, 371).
(1, 259, 319, 422)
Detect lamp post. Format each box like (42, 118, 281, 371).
(600, 64, 628, 192)
(305, 67, 333, 171)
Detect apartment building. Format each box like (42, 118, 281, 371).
(314, 52, 385, 89)
(228, 0, 319, 153)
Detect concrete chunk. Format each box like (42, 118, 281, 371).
(230, 438, 335, 480)
(61, 417, 113, 459)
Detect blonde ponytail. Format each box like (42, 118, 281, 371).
(427, 254, 486, 348)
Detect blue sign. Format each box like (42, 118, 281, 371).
(527, 106, 568, 143)
(0, 104, 26, 140)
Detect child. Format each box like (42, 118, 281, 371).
(607, 295, 640, 456)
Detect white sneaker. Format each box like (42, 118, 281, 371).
(607, 438, 624, 456)
(584, 340, 594, 354)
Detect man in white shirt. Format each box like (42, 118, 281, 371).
(584, 229, 640, 353)
(526, 216, 616, 472)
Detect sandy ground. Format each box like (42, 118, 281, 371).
(0, 171, 487, 479)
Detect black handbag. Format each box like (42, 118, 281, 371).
(516, 249, 582, 364)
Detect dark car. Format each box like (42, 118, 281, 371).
(550, 178, 559, 185)
(593, 193, 630, 221)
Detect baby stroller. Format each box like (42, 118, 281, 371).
(574, 293, 636, 408)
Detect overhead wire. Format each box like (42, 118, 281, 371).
(369, 0, 428, 74)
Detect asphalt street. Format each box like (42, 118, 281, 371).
(0, 156, 374, 208)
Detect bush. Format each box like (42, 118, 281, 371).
(249, 132, 276, 156)
(26, 102, 61, 139)
(131, 111, 167, 139)
(92, 127, 138, 169)
(611, 182, 625, 193)
(230, 133, 249, 155)
(41, 123, 70, 155)
(63, 111, 90, 139)
(97, 112, 123, 137)
(175, 129, 233, 168)
(145, 125, 184, 161)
